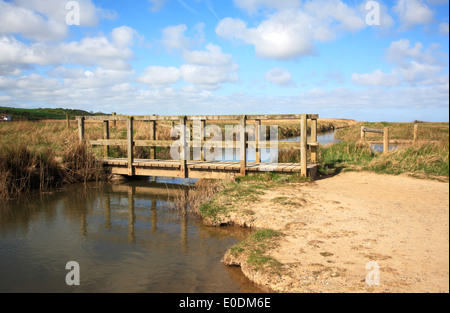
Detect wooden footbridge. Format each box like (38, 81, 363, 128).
(76, 114, 320, 180)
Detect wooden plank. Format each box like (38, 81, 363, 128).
(362, 128, 385, 134)
(80, 113, 319, 122)
(89, 139, 126, 146)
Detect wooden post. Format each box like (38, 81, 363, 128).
(300, 114, 308, 177)
(127, 116, 134, 176)
(414, 124, 419, 142)
(180, 116, 187, 178)
(66, 114, 70, 128)
(383, 127, 389, 154)
(361, 126, 366, 141)
(150, 120, 156, 159)
(200, 120, 206, 162)
(103, 120, 110, 157)
(77, 117, 85, 143)
(112, 112, 117, 127)
(240, 115, 247, 176)
(311, 118, 318, 163)
(255, 120, 261, 164)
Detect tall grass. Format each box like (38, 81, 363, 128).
(0, 144, 63, 199)
(365, 142, 449, 178)
(318, 122, 449, 179)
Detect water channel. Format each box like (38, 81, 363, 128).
(0, 131, 342, 293)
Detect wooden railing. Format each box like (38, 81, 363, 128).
(77, 114, 319, 177)
(361, 127, 390, 153)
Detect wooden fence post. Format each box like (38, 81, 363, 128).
(300, 114, 307, 177)
(150, 120, 156, 159)
(127, 116, 134, 176)
(201, 120, 206, 162)
(77, 117, 85, 143)
(255, 120, 261, 164)
(180, 116, 187, 178)
(383, 127, 389, 154)
(66, 114, 70, 128)
(112, 112, 117, 127)
(311, 118, 318, 163)
(103, 120, 110, 157)
(361, 126, 366, 141)
(240, 115, 247, 176)
(414, 124, 419, 142)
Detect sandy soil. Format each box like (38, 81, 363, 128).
(220, 172, 449, 293)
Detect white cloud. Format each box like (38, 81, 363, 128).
(0, 0, 67, 41)
(0, 0, 115, 41)
(386, 39, 438, 66)
(180, 44, 239, 90)
(138, 66, 181, 88)
(264, 67, 296, 87)
(0, 26, 137, 70)
(161, 24, 190, 52)
(393, 0, 434, 29)
(439, 22, 449, 35)
(183, 44, 234, 66)
(161, 23, 205, 52)
(216, 1, 366, 60)
(352, 39, 448, 87)
(352, 69, 401, 87)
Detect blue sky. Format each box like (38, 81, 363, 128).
(0, 0, 448, 121)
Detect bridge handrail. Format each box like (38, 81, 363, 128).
(76, 114, 319, 178)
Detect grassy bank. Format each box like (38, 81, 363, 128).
(0, 143, 106, 200)
(318, 122, 449, 180)
(0, 121, 109, 199)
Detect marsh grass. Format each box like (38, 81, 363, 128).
(318, 122, 449, 179)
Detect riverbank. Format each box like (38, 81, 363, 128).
(200, 172, 449, 293)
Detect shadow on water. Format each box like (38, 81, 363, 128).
(0, 180, 265, 293)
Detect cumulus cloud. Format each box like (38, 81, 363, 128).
(216, 0, 366, 60)
(0, 0, 115, 41)
(180, 44, 239, 90)
(0, 26, 137, 70)
(352, 39, 448, 87)
(264, 67, 296, 87)
(352, 69, 402, 87)
(393, 0, 434, 29)
(138, 66, 181, 88)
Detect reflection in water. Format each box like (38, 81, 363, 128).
(0, 181, 263, 293)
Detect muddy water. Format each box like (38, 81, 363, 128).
(0, 179, 264, 293)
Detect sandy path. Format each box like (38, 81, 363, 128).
(222, 172, 449, 293)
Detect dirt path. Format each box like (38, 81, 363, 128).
(221, 172, 449, 293)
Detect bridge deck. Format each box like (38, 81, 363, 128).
(101, 158, 318, 179)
